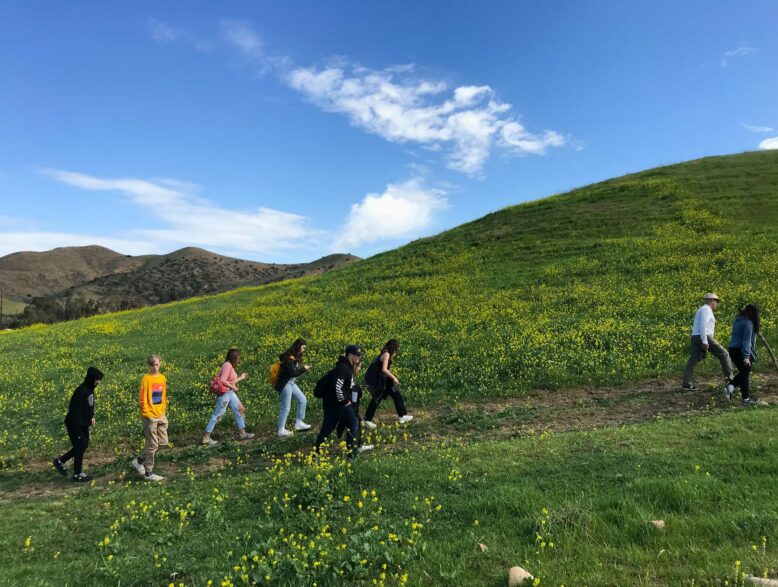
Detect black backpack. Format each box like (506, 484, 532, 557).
(364, 355, 381, 387)
(314, 368, 335, 399)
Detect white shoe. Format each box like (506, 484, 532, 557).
(725, 384, 735, 402)
(278, 428, 293, 438)
(201, 437, 218, 446)
(131, 458, 145, 476)
(144, 473, 163, 482)
(359, 444, 374, 453)
(398, 415, 414, 424)
(294, 421, 311, 431)
(363, 420, 377, 430)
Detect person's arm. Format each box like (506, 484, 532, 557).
(87, 389, 95, 425)
(700, 307, 712, 348)
(742, 321, 753, 364)
(138, 377, 147, 415)
(381, 352, 399, 385)
(219, 363, 240, 392)
(333, 365, 350, 405)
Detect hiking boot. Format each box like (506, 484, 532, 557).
(359, 444, 374, 453)
(398, 415, 414, 424)
(681, 384, 699, 391)
(278, 428, 293, 438)
(236, 431, 255, 441)
(72, 472, 92, 482)
(724, 384, 735, 402)
(53, 458, 67, 476)
(363, 420, 377, 430)
(742, 398, 758, 406)
(131, 457, 145, 476)
(294, 421, 312, 431)
(144, 472, 163, 482)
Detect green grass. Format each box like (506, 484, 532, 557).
(0, 151, 777, 455)
(1, 408, 776, 586)
(1, 151, 778, 585)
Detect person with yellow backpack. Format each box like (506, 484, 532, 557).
(271, 338, 311, 437)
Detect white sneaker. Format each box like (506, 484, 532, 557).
(363, 420, 377, 430)
(359, 444, 374, 453)
(201, 436, 218, 446)
(294, 421, 311, 431)
(398, 415, 414, 424)
(144, 473, 163, 482)
(278, 428, 293, 438)
(131, 458, 145, 476)
(725, 384, 735, 402)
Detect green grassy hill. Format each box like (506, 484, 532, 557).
(1, 151, 777, 586)
(1, 151, 776, 453)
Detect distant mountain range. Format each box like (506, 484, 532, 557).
(0, 245, 358, 325)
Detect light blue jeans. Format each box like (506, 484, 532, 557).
(205, 390, 245, 433)
(277, 379, 307, 431)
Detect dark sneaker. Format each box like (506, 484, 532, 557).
(742, 398, 758, 406)
(53, 458, 67, 476)
(681, 384, 699, 391)
(72, 473, 92, 482)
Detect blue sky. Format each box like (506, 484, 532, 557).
(1, 1, 776, 262)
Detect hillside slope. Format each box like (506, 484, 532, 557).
(0, 151, 776, 452)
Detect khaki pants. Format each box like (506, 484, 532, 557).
(141, 414, 168, 474)
(682, 335, 734, 386)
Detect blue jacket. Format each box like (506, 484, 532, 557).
(729, 315, 758, 361)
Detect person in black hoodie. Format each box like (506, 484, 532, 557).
(53, 366, 103, 482)
(274, 338, 312, 437)
(315, 345, 363, 458)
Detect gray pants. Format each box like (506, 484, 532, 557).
(682, 335, 734, 386)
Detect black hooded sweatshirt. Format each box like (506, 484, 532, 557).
(323, 356, 355, 409)
(64, 367, 103, 429)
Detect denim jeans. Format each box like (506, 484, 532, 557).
(205, 390, 245, 433)
(277, 379, 307, 431)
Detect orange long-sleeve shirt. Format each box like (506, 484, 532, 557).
(139, 373, 167, 419)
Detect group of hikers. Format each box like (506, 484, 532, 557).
(53, 339, 412, 482)
(681, 293, 762, 404)
(52, 293, 764, 483)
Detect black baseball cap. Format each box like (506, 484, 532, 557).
(345, 344, 364, 357)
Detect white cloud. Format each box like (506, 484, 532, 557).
(743, 123, 774, 133)
(759, 137, 778, 150)
(721, 44, 757, 67)
(148, 18, 215, 52)
(286, 64, 565, 175)
(333, 178, 448, 250)
(148, 18, 181, 43)
(41, 169, 320, 255)
(220, 20, 291, 73)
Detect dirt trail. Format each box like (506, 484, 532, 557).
(3, 373, 776, 499)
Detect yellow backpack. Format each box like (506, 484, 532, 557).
(267, 361, 282, 386)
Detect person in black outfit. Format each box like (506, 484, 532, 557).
(336, 361, 374, 452)
(315, 345, 363, 458)
(363, 339, 412, 429)
(53, 366, 103, 482)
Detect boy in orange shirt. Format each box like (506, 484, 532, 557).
(131, 354, 168, 481)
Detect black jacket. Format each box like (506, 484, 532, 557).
(64, 367, 103, 429)
(274, 357, 307, 392)
(323, 356, 355, 409)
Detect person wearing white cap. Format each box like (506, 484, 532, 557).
(681, 293, 734, 390)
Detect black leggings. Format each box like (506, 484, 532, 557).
(729, 347, 752, 400)
(364, 383, 407, 421)
(60, 426, 90, 475)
